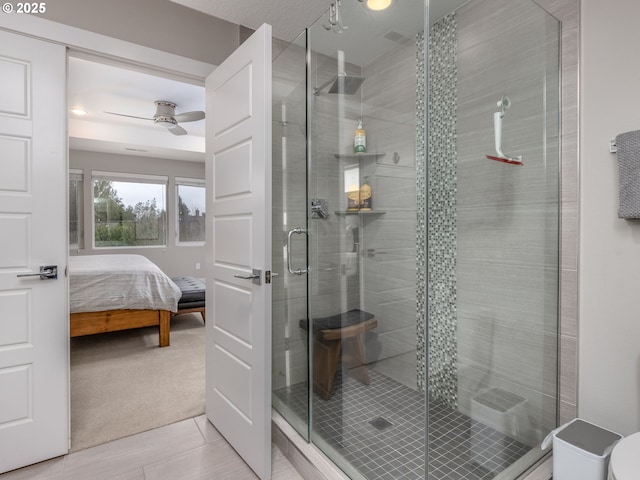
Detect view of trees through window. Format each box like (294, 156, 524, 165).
(69, 176, 83, 247)
(177, 184, 205, 243)
(93, 179, 167, 247)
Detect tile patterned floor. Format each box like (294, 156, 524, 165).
(274, 370, 532, 480)
(0, 416, 302, 480)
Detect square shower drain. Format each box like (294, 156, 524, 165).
(369, 417, 393, 431)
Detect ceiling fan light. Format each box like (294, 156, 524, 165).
(154, 116, 177, 128)
(70, 107, 87, 116)
(367, 0, 392, 10)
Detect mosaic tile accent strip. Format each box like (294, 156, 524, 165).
(415, 28, 428, 398)
(416, 13, 459, 407)
(274, 372, 531, 480)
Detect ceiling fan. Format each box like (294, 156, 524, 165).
(105, 100, 205, 136)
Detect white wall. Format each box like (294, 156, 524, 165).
(40, 0, 239, 66)
(580, 0, 640, 436)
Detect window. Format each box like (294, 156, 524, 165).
(69, 170, 84, 249)
(92, 171, 168, 248)
(176, 177, 205, 244)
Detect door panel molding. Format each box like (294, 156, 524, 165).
(0, 29, 68, 474)
(205, 24, 272, 480)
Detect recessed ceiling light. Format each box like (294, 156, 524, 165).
(70, 108, 88, 116)
(367, 0, 392, 11)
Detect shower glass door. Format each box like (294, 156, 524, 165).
(306, 1, 427, 478)
(271, 31, 310, 441)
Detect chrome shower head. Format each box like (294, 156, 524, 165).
(328, 74, 365, 94)
(313, 73, 365, 96)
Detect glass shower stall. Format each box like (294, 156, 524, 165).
(272, 0, 561, 478)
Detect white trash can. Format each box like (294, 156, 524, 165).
(543, 418, 622, 480)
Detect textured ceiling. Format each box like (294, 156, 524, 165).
(168, 0, 332, 42)
(169, 0, 469, 44)
(169, 0, 468, 66)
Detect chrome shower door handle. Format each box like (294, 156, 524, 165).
(287, 227, 308, 275)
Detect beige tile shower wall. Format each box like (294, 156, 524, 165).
(455, 0, 561, 441)
(360, 43, 418, 365)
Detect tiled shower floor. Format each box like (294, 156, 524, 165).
(274, 369, 531, 480)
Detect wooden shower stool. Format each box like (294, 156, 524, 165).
(299, 309, 377, 400)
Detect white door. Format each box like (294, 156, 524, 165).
(205, 24, 273, 479)
(0, 31, 68, 473)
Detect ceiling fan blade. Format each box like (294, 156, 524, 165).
(174, 111, 205, 123)
(104, 111, 153, 121)
(169, 125, 188, 136)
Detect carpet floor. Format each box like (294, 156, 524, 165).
(70, 313, 205, 452)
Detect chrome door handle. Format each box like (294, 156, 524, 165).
(287, 227, 308, 275)
(234, 268, 262, 285)
(17, 265, 58, 280)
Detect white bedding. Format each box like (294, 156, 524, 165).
(69, 254, 182, 314)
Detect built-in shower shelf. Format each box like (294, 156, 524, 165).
(334, 210, 387, 216)
(334, 152, 386, 160)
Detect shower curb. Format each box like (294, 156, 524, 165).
(272, 410, 351, 480)
(520, 454, 552, 480)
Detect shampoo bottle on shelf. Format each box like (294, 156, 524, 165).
(360, 176, 372, 211)
(347, 183, 360, 211)
(354, 119, 366, 154)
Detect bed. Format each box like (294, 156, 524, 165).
(69, 254, 182, 347)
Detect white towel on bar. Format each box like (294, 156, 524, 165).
(616, 129, 640, 219)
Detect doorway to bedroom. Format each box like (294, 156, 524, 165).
(66, 55, 208, 452)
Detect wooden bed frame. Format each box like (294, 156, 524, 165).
(70, 309, 171, 347)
